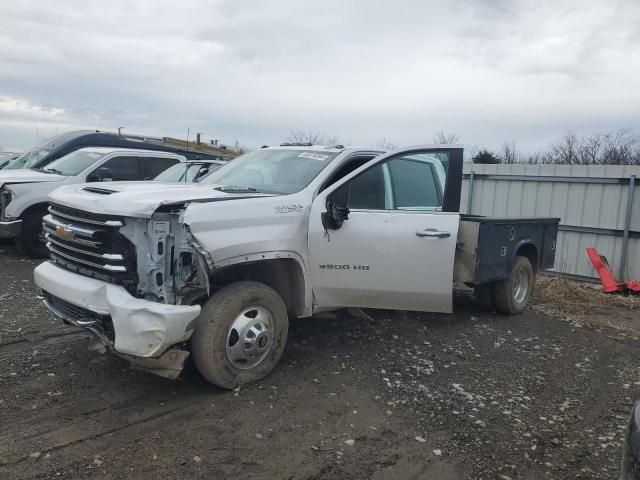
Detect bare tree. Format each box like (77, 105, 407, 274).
(545, 131, 579, 164)
(463, 129, 640, 166)
(600, 129, 640, 165)
(577, 133, 604, 165)
(433, 130, 460, 144)
(539, 130, 640, 165)
(376, 137, 398, 150)
(286, 129, 339, 146)
(524, 152, 543, 164)
(500, 141, 519, 164)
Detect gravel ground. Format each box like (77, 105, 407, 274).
(1, 239, 639, 479)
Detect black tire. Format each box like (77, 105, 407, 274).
(474, 283, 495, 311)
(15, 211, 49, 258)
(191, 281, 289, 389)
(493, 256, 535, 315)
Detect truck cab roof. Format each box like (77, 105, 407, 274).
(60, 146, 188, 158)
(6, 130, 230, 171)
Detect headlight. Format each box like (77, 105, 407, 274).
(0, 187, 14, 220)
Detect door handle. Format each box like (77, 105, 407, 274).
(416, 229, 451, 238)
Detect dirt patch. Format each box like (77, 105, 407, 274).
(533, 276, 640, 333)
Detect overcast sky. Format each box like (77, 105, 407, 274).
(0, 0, 639, 154)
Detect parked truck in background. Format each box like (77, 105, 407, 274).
(33, 144, 559, 387)
(0, 148, 186, 257)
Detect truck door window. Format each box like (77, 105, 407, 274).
(346, 164, 387, 210)
(319, 155, 376, 192)
(386, 154, 445, 210)
(94, 156, 140, 181)
(143, 157, 180, 179)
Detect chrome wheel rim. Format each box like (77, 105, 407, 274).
(226, 306, 274, 370)
(512, 268, 529, 304)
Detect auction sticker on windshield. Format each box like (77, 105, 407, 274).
(298, 152, 329, 161)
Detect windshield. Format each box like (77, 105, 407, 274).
(200, 149, 339, 194)
(6, 149, 50, 170)
(0, 153, 14, 167)
(154, 162, 221, 182)
(40, 150, 107, 176)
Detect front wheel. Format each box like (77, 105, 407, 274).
(15, 211, 49, 258)
(493, 256, 535, 315)
(191, 281, 289, 389)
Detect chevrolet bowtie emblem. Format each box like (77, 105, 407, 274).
(56, 224, 73, 240)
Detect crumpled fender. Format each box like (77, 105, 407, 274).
(104, 286, 201, 357)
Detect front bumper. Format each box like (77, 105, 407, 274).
(0, 219, 21, 238)
(34, 261, 201, 361)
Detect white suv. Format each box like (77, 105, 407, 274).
(0, 147, 185, 257)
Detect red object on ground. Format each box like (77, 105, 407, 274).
(586, 247, 640, 293)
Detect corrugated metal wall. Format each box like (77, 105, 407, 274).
(460, 164, 640, 280)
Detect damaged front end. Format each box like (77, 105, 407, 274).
(120, 203, 211, 307)
(38, 202, 212, 379)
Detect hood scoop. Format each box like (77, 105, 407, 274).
(83, 186, 116, 195)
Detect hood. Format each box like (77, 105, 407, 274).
(48, 181, 275, 217)
(0, 169, 65, 187)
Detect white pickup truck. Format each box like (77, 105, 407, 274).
(0, 147, 185, 257)
(33, 144, 559, 387)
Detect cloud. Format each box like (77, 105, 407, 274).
(453, 0, 640, 79)
(0, 0, 638, 153)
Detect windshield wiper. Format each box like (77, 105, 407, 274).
(215, 185, 259, 193)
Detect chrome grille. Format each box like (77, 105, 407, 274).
(48, 204, 123, 227)
(41, 290, 115, 342)
(45, 203, 138, 291)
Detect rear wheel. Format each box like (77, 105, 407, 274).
(15, 211, 48, 258)
(493, 256, 535, 315)
(191, 281, 289, 389)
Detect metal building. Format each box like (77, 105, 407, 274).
(460, 164, 639, 281)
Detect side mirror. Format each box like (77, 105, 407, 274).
(88, 167, 113, 182)
(321, 186, 350, 230)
